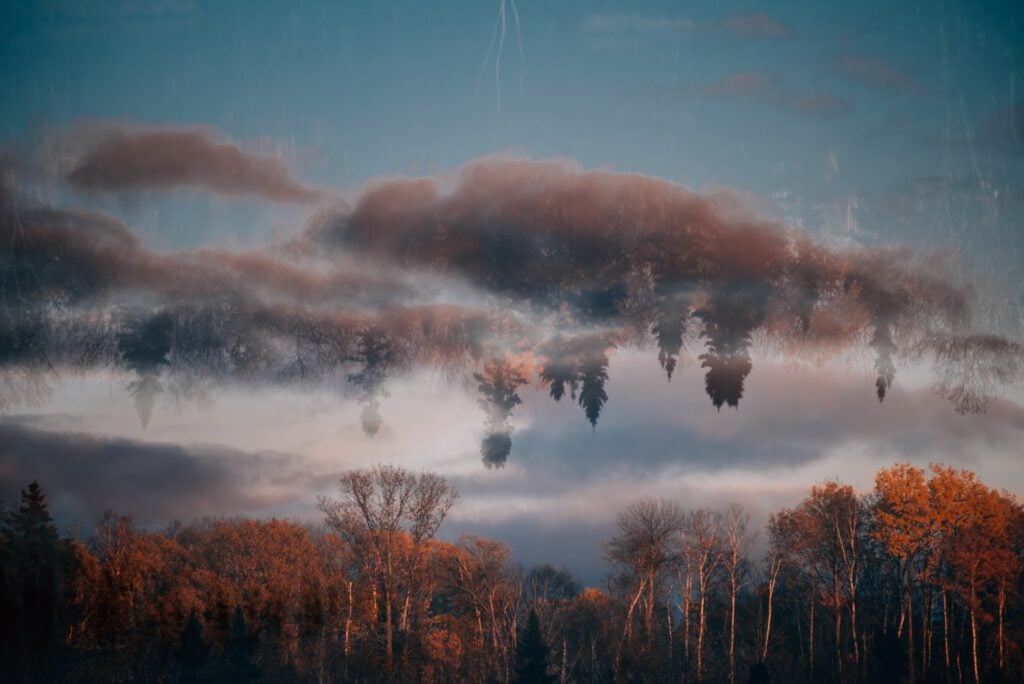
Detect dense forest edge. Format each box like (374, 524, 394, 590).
(1, 463, 1021, 683)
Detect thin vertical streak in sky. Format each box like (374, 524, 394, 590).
(496, 0, 506, 117)
(510, 0, 524, 93)
(477, 0, 523, 118)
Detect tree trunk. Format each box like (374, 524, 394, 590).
(921, 588, 930, 675)
(762, 568, 777, 662)
(385, 584, 394, 675)
(646, 568, 656, 649)
(615, 577, 647, 677)
(970, 604, 979, 684)
(809, 585, 815, 681)
(667, 593, 674, 672)
(683, 570, 692, 664)
(942, 590, 950, 671)
(344, 581, 353, 664)
(998, 584, 1005, 673)
(907, 587, 915, 683)
(697, 588, 707, 681)
(833, 574, 842, 677)
(729, 574, 737, 684)
(849, 579, 859, 666)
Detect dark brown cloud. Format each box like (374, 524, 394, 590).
(66, 127, 321, 203)
(2, 155, 1021, 466)
(310, 157, 962, 335)
(305, 157, 1019, 418)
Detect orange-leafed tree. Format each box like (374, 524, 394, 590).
(872, 463, 936, 677)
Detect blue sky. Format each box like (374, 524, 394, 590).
(4, 1, 1020, 206)
(3, 0, 1021, 282)
(1, 0, 1023, 583)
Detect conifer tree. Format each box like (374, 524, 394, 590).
(515, 608, 555, 684)
(1, 481, 71, 682)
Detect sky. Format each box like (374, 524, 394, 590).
(1, 0, 1023, 584)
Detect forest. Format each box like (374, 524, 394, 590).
(1, 462, 1021, 684)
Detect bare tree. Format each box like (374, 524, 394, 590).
(318, 465, 458, 675)
(605, 498, 684, 676)
(760, 516, 785, 664)
(720, 503, 755, 684)
(683, 508, 722, 681)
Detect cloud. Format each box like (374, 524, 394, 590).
(65, 126, 322, 203)
(583, 14, 695, 36)
(790, 94, 851, 115)
(2, 151, 1021, 466)
(722, 12, 792, 38)
(306, 156, 1019, 419)
(685, 72, 850, 115)
(6, 348, 1024, 582)
(833, 52, 913, 91)
(0, 180, 419, 310)
(0, 419, 331, 527)
(440, 350, 1024, 580)
(583, 12, 791, 40)
(698, 71, 778, 98)
(510, 352, 1024, 483)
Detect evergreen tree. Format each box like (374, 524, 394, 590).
(515, 609, 555, 684)
(180, 611, 210, 683)
(576, 337, 610, 429)
(1, 481, 72, 683)
(224, 606, 260, 682)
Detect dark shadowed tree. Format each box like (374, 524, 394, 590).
(347, 330, 394, 437)
(474, 356, 528, 467)
(539, 336, 579, 402)
(0, 481, 73, 683)
(694, 284, 767, 410)
(223, 606, 259, 682)
(119, 311, 174, 427)
(525, 564, 582, 604)
(871, 321, 897, 401)
(576, 337, 611, 428)
(516, 608, 556, 683)
(653, 289, 690, 381)
(180, 611, 210, 683)
(749, 661, 772, 684)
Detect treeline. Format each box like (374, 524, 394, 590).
(1, 464, 1022, 683)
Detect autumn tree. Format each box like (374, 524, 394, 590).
(804, 482, 864, 677)
(443, 534, 522, 682)
(2, 463, 1022, 683)
(318, 465, 458, 676)
(872, 463, 936, 678)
